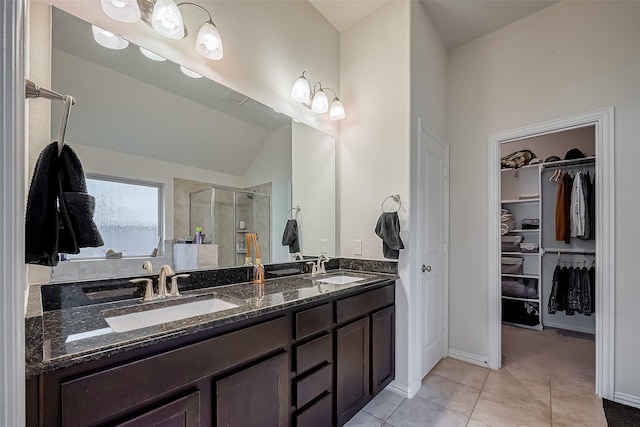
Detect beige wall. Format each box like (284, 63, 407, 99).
(339, 0, 448, 393)
(448, 1, 640, 398)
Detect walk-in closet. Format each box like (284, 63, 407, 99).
(499, 125, 596, 389)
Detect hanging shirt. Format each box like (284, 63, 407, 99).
(570, 171, 586, 238)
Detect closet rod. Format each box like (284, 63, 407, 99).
(540, 156, 595, 170)
(542, 248, 595, 255)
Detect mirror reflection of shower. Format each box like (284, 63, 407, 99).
(189, 186, 271, 267)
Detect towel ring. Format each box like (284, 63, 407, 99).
(381, 194, 401, 213)
(288, 206, 301, 220)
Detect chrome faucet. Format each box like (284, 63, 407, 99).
(142, 260, 153, 274)
(317, 254, 330, 275)
(158, 264, 175, 298)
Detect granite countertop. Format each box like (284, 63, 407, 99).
(26, 266, 397, 377)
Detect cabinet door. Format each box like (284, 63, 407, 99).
(216, 352, 289, 427)
(116, 392, 200, 427)
(336, 317, 370, 426)
(371, 306, 395, 395)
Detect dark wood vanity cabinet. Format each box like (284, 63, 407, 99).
(335, 285, 395, 426)
(27, 281, 395, 427)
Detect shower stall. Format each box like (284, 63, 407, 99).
(189, 186, 271, 267)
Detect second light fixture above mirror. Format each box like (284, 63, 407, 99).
(99, 0, 223, 60)
(291, 71, 345, 121)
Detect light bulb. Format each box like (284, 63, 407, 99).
(92, 25, 129, 50)
(180, 66, 203, 78)
(152, 0, 185, 39)
(139, 47, 167, 61)
(311, 89, 329, 114)
(329, 98, 346, 120)
(100, 0, 141, 23)
(291, 73, 311, 103)
(196, 22, 224, 60)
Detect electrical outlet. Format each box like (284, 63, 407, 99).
(320, 239, 327, 255)
(353, 239, 362, 256)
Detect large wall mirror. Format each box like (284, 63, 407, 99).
(32, 7, 335, 279)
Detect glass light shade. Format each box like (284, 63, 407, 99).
(139, 47, 167, 61)
(291, 75, 311, 103)
(311, 89, 329, 114)
(152, 0, 185, 40)
(180, 66, 203, 78)
(100, 0, 141, 23)
(196, 22, 224, 60)
(329, 98, 346, 120)
(92, 25, 129, 50)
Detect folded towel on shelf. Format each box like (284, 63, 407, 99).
(281, 219, 300, 253)
(518, 193, 540, 200)
(375, 212, 404, 259)
(501, 208, 515, 234)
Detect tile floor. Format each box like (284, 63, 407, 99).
(346, 326, 607, 427)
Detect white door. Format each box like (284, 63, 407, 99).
(419, 123, 448, 378)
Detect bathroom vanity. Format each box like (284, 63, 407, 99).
(25, 262, 396, 426)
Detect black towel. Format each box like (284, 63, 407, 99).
(375, 212, 404, 259)
(281, 219, 300, 253)
(25, 142, 103, 266)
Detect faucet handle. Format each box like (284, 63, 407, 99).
(169, 274, 190, 297)
(307, 261, 318, 277)
(320, 260, 327, 274)
(131, 278, 156, 302)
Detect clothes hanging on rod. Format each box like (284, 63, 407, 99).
(554, 167, 595, 242)
(548, 258, 595, 316)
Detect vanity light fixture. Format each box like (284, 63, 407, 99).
(291, 71, 345, 120)
(100, 0, 141, 23)
(139, 47, 167, 61)
(180, 65, 203, 78)
(99, 0, 224, 60)
(91, 25, 129, 50)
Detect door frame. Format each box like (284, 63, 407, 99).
(487, 108, 615, 399)
(415, 118, 450, 380)
(1, 0, 27, 425)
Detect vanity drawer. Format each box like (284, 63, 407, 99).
(295, 333, 332, 375)
(336, 284, 394, 324)
(294, 303, 332, 340)
(295, 364, 332, 408)
(295, 393, 332, 427)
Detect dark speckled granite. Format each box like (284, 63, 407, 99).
(338, 258, 398, 274)
(26, 262, 397, 377)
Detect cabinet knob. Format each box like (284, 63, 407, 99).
(421, 265, 431, 273)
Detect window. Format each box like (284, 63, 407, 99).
(75, 175, 163, 258)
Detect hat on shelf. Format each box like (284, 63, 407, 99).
(564, 148, 585, 160)
(529, 158, 542, 165)
(545, 156, 561, 163)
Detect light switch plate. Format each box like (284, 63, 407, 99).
(320, 239, 327, 254)
(353, 239, 362, 256)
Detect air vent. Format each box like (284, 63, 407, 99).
(223, 90, 249, 105)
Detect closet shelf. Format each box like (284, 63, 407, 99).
(501, 163, 540, 172)
(501, 198, 540, 204)
(501, 273, 539, 279)
(502, 321, 543, 331)
(502, 296, 540, 303)
(505, 229, 539, 233)
(502, 252, 541, 256)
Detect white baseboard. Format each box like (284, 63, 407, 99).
(543, 321, 595, 335)
(386, 380, 419, 399)
(448, 349, 489, 368)
(614, 392, 640, 409)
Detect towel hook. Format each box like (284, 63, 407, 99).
(381, 194, 401, 213)
(288, 206, 301, 220)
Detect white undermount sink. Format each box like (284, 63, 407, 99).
(105, 298, 239, 333)
(315, 275, 365, 285)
